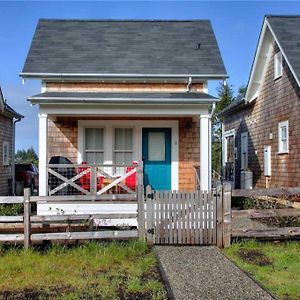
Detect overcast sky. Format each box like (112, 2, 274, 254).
(0, 1, 300, 152)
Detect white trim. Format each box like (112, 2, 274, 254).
(78, 120, 179, 190)
(278, 120, 289, 154)
(246, 18, 300, 103)
(39, 104, 209, 116)
(264, 145, 271, 176)
(38, 113, 48, 196)
(223, 129, 235, 167)
(274, 51, 283, 80)
(200, 115, 210, 191)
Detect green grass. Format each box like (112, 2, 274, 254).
(224, 240, 300, 300)
(0, 241, 167, 300)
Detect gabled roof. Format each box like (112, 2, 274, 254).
(0, 85, 23, 119)
(21, 19, 227, 80)
(267, 16, 300, 85)
(28, 91, 218, 105)
(245, 15, 300, 102)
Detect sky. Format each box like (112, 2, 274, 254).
(0, 0, 300, 153)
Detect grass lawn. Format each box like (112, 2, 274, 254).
(224, 240, 300, 300)
(0, 240, 167, 300)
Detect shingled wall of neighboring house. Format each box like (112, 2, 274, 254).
(47, 116, 200, 191)
(0, 114, 13, 195)
(223, 43, 300, 188)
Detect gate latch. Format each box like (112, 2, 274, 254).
(147, 228, 154, 234)
(147, 193, 154, 199)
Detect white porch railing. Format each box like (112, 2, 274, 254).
(46, 162, 143, 196)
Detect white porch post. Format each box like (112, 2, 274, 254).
(200, 114, 211, 191)
(38, 113, 48, 196)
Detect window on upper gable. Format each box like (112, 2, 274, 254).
(274, 51, 282, 80)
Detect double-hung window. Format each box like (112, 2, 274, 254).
(278, 121, 288, 154)
(84, 128, 104, 164)
(3, 141, 9, 166)
(114, 128, 133, 173)
(274, 51, 282, 79)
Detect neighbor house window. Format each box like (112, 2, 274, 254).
(278, 121, 289, 153)
(114, 128, 133, 173)
(3, 141, 9, 166)
(274, 51, 282, 79)
(241, 132, 248, 170)
(84, 128, 104, 164)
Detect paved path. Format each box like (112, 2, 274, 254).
(155, 246, 274, 300)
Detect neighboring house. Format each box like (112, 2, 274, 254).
(21, 19, 227, 201)
(0, 86, 23, 195)
(220, 15, 300, 189)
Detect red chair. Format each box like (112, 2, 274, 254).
(125, 161, 138, 191)
(78, 162, 103, 192)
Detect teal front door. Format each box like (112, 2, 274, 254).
(142, 128, 171, 190)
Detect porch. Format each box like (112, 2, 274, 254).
(39, 115, 213, 198)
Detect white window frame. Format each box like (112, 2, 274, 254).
(278, 120, 289, 154)
(3, 141, 9, 166)
(83, 127, 105, 164)
(274, 51, 282, 80)
(223, 129, 235, 166)
(240, 132, 248, 170)
(113, 127, 134, 173)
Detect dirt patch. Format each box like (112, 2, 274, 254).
(0, 285, 74, 300)
(238, 248, 273, 266)
(141, 265, 161, 282)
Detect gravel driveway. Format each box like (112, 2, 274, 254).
(155, 246, 274, 300)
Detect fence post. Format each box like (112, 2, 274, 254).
(137, 161, 144, 186)
(145, 185, 154, 245)
(223, 182, 232, 248)
(216, 182, 223, 248)
(137, 185, 145, 240)
(90, 166, 97, 195)
(23, 188, 31, 249)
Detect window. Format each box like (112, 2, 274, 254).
(278, 121, 289, 153)
(241, 132, 248, 170)
(274, 51, 282, 79)
(3, 141, 9, 166)
(148, 132, 165, 161)
(114, 128, 133, 173)
(84, 128, 104, 164)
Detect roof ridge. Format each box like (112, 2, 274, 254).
(38, 18, 211, 23)
(266, 15, 300, 18)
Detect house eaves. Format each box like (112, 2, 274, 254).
(28, 91, 219, 105)
(245, 15, 300, 103)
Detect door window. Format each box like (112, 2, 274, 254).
(148, 132, 165, 161)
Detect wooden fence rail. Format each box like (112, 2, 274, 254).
(0, 188, 139, 248)
(229, 185, 300, 245)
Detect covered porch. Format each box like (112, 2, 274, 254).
(32, 92, 216, 197)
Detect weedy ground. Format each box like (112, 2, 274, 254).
(224, 240, 300, 300)
(0, 240, 167, 300)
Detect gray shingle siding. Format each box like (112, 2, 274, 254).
(22, 19, 227, 77)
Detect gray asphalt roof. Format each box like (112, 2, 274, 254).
(28, 91, 218, 104)
(0, 85, 23, 118)
(22, 19, 227, 78)
(267, 15, 300, 83)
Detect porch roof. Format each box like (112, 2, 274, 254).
(28, 91, 218, 104)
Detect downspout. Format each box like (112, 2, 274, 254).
(12, 117, 22, 195)
(186, 77, 192, 92)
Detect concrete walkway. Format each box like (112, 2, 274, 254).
(155, 246, 274, 300)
